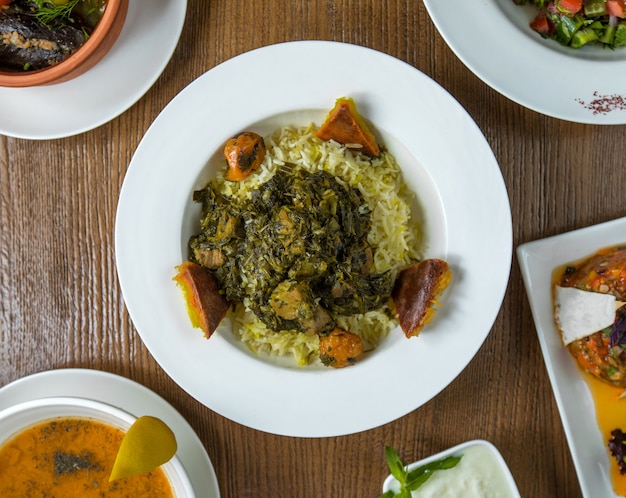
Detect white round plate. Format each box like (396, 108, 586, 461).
(115, 40, 512, 437)
(423, 0, 626, 124)
(0, 368, 220, 498)
(0, 0, 186, 139)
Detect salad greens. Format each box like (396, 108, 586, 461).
(379, 446, 462, 498)
(515, 0, 626, 48)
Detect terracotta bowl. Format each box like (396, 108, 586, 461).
(0, 0, 128, 87)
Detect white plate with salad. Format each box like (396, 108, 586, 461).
(423, 0, 626, 124)
(115, 40, 512, 438)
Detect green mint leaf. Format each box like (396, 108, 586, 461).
(405, 471, 434, 490)
(377, 491, 396, 498)
(385, 446, 408, 484)
(405, 455, 463, 491)
(398, 488, 412, 498)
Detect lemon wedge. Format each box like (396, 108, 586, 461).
(109, 415, 177, 481)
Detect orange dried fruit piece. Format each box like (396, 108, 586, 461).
(315, 97, 380, 156)
(109, 416, 177, 481)
(173, 261, 230, 338)
(319, 327, 364, 368)
(391, 259, 452, 338)
(224, 131, 266, 181)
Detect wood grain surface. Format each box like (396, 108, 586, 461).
(3, 0, 625, 496)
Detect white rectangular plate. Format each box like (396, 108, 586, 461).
(517, 217, 626, 498)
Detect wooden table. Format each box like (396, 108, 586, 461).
(4, 0, 624, 496)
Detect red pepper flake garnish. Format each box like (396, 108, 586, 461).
(577, 91, 626, 115)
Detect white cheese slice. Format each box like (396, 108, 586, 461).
(554, 286, 616, 345)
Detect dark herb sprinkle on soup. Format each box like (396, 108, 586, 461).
(53, 450, 101, 475)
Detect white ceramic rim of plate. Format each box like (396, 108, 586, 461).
(0, 0, 187, 139)
(517, 217, 626, 497)
(115, 40, 513, 437)
(423, 0, 626, 124)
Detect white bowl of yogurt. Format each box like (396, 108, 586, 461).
(381, 439, 520, 498)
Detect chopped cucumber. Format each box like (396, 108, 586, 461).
(615, 22, 626, 47)
(584, 0, 608, 18)
(571, 27, 600, 48)
(556, 15, 584, 45)
(588, 20, 604, 30)
(599, 24, 616, 45)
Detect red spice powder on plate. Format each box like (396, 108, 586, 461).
(576, 91, 626, 115)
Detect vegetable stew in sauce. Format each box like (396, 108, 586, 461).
(553, 245, 626, 496)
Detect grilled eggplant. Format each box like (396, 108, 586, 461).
(0, 1, 99, 72)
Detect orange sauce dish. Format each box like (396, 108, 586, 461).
(583, 374, 626, 497)
(553, 245, 626, 496)
(0, 417, 173, 497)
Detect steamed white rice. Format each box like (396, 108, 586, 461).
(215, 123, 422, 366)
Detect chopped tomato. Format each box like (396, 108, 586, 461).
(530, 13, 552, 35)
(557, 0, 583, 14)
(607, 0, 626, 17)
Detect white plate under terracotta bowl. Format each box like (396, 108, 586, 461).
(0, 0, 128, 87)
(0, 0, 186, 139)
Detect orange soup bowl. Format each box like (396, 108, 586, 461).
(0, 396, 195, 497)
(0, 0, 128, 87)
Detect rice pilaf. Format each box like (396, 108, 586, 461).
(206, 123, 422, 366)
